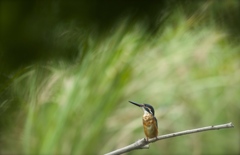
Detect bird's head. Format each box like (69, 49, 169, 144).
(129, 101, 155, 116)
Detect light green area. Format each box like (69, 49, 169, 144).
(2, 9, 240, 155)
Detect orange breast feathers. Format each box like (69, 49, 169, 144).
(142, 114, 158, 139)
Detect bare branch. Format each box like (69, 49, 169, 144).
(105, 122, 234, 155)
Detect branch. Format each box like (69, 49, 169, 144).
(105, 122, 234, 155)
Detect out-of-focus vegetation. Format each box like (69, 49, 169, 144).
(0, 1, 240, 155)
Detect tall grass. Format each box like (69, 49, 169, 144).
(2, 10, 240, 155)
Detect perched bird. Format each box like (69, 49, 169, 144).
(129, 101, 158, 141)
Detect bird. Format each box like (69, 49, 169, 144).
(129, 101, 158, 141)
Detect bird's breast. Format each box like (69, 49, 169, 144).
(142, 114, 154, 126)
(142, 114, 155, 131)
(142, 114, 158, 138)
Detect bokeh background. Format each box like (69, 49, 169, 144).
(0, 0, 239, 154)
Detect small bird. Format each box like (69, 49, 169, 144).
(129, 101, 158, 141)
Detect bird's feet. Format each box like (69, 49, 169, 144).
(144, 137, 149, 142)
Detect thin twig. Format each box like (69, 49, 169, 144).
(105, 122, 234, 155)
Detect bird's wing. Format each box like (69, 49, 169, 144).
(154, 117, 158, 128)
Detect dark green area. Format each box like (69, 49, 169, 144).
(1, 1, 240, 73)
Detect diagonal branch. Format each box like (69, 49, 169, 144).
(105, 122, 234, 155)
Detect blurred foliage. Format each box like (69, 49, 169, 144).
(1, 0, 240, 73)
(0, 0, 240, 155)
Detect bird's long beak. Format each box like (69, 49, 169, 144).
(129, 101, 143, 107)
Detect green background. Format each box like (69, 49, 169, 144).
(0, 1, 239, 154)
